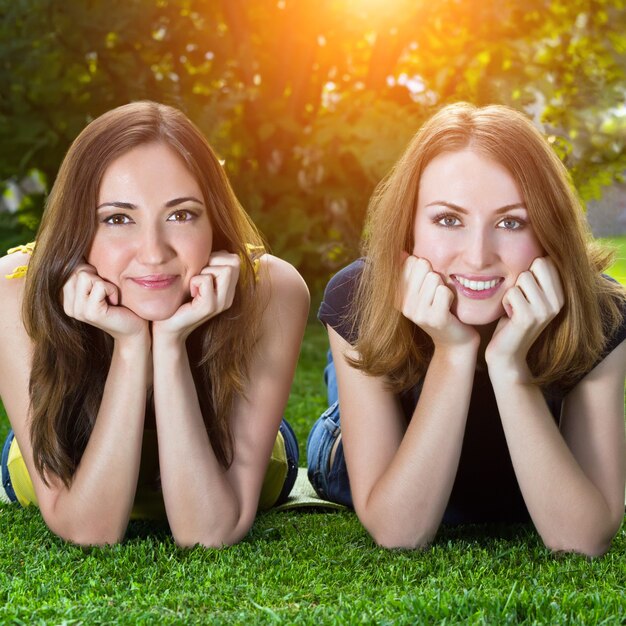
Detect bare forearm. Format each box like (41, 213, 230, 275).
(491, 373, 618, 555)
(152, 339, 243, 547)
(45, 338, 149, 544)
(360, 347, 476, 548)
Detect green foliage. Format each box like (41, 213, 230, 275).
(1, 0, 626, 291)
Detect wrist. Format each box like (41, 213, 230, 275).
(112, 335, 151, 385)
(487, 357, 533, 386)
(151, 330, 188, 361)
(432, 341, 479, 368)
(151, 320, 190, 346)
(114, 330, 151, 360)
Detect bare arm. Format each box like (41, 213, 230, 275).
(486, 257, 626, 555)
(0, 255, 151, 545)
(332, 328, 477, 548)
(152, 254, 309, 547)
(336, 256, 480, 548)
(490, 340, 626, 556)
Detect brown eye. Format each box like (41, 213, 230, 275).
(104, 214, 132, 225)
(167, 210, 194, 222)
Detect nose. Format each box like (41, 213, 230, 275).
(462, 226, 497, 270)
(136, 223, 173, 266)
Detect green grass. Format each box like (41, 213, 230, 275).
(1, 322, 625, 624)
(604, 235, 626, 286)
(1, 236, 625, 624)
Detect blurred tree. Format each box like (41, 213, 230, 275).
(1, 0, 625, 291)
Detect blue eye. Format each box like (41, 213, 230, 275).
(435, 214, 462, 228)
(498, 217, 525, 230)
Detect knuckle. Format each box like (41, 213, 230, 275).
(77, 273, 92, 289)
(416, 258, 431, 273)
(531, 257, 545, 270)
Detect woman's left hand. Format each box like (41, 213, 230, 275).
(485, 257, 564, 380)
(153, 251, 241, 342)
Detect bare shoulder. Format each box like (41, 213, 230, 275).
(0, 252, 33, 435)
(0, 250, 31, 276)
(0, 251, 31, 349)
(0, 252, 30, 318)
(256, 254, 310, 313)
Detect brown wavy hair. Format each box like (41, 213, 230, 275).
(23, 101, 265, 486)
(351, 102, 625, 392)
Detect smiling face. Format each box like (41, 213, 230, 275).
(88, 142, 213, 321)
(412, 148, 544, 327)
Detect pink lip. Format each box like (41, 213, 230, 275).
(130, 275, 179, 289)
(451, 275, 504, 300)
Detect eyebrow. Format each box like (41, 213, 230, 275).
(96, 196, 205, 210)
(424, 201, 526, 214)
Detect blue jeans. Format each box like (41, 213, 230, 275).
(306, 351, 353, 508)
(1, 430, 17, 503)
(276, 419, 299, 505)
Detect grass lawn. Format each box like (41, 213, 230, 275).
(0, 237, 625, 624)
(1, 322, 625, 624)
(604, 235, 626, 286)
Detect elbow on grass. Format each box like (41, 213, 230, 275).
(41, 501, 129, 547)
(42, 515, 127, 547)
(58, 527, 126, 547)
(173, 532, 240, 550)
(172, 522, 250, 549)
(539, 503, 623, 557)
(541, 528, 615, 558)
(543, 536, 611, 558)
(358, 506, 438, 550)
(368, 524, 436, 551)
(169, 505, 251, 549)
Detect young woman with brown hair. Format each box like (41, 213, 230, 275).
(0, 101, 309, 546)
(307, 102, 626, 556)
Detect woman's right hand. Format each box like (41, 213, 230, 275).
(62, 263, 149, 342)
(396, 254, 479, 350)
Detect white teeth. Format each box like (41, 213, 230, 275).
(455, 276, 499, 291)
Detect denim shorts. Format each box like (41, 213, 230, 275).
(1, 430, 17, 503)
(306, 400, 353, 508)
(275, 418, 299, 506)
(306, 351, 353, 508)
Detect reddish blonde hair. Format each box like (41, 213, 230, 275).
(352, 102, 624, 391)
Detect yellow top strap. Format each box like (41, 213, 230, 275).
(5, 241, 35, 279)
(244, 243, 265, 280)
(7, 242, 36, 255)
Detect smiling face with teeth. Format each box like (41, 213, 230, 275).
(412, 148, 544, 327)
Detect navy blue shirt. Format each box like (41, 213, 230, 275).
(319, 259, 626, 523)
